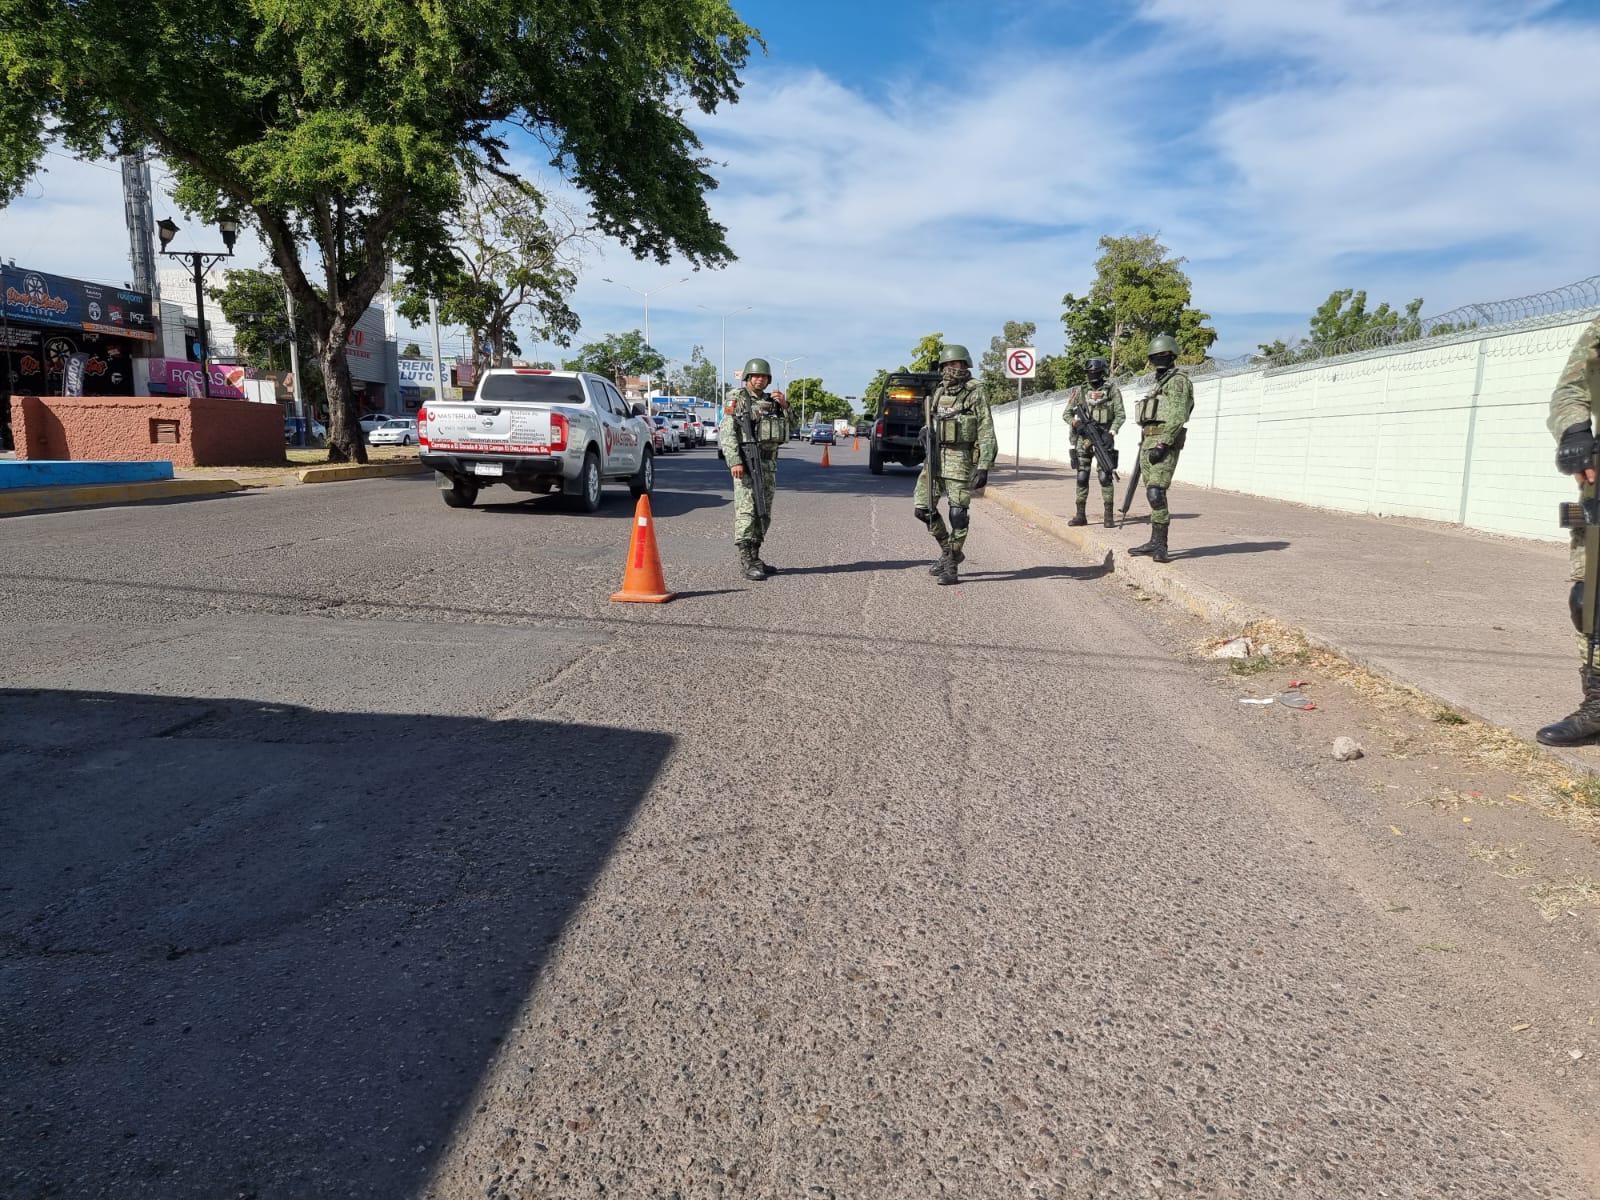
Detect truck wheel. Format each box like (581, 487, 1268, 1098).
(570, 450, 603, 513)
(442, 479, 478, 508)
(629, 448, 655, 498)
(868, 447, 884, 475)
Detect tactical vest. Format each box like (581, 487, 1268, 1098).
(1138, 374, 1173, 425)
(1082, 388, 1114, 428)
(933, 384, 982, 447)
(730, 392, 788, 450)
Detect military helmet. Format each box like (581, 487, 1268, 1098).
(1147, 333, 1179, 358)
(938, 344, 972, 367)
(742, 357, 773, 378)
(1086, 356, 1109, 378)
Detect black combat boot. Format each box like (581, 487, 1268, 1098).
(936, 547, 959, 586)
(1128, 528, 1158, 556)
(928, 547, 964, 575)
(738, 545, 767, 581)
(1068, 500, 1088, 527)
(1150, 522, 1170, 563)
(1537, 668, 1600, 745)
(1103, 501, 1116, 528)
(756, 547, 778, 576)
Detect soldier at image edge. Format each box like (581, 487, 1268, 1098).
(718, 356, 790, 582)
(1063, 355, 1125, 528)
(1538, 312, 1600, 746)
(913, 343, 998, 586)
(1127, 333, 1194, 564)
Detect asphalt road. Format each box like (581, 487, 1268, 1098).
(2, 442, 1596, 1199)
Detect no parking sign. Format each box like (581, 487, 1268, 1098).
(1004, 347, 1037, 379)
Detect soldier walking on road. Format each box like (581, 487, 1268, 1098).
(1538, 314, 1600, 745)
(913, 344, 998, 586)
(1064, 356, 1125, 529)
(1127, 333, 1194, 564)
(718, 357, 790, 582)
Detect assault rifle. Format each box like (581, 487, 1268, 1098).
(1070, 396, 1119, 484)
(921, 387, 943, 507)
(1560, 356, 1600, 669)
(734, 396, 769, 529)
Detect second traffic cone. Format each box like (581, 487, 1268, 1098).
(610, 494, 674, 604)
(821, 444, 831, 467)
(852, 437, 860, 451)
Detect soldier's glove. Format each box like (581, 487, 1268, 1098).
(1557, 422, 1596, 476)
(1147, 443, 1169, 464)
(971, 468, 989, 491)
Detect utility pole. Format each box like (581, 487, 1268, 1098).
(777, 354, 805, 401)
(282, 278, 306, 444)
(120, 151, 161, 338)
(428, 296, 446, 405)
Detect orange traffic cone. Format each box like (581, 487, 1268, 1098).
(610, 494, 674, 604)
(821, 444, 831, 467)
(852, 437, 860, 451)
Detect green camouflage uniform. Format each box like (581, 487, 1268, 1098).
(1547, 315, 1600, 667)
(913, 374, 998, 552)
(1135, 368, 1194, 527)
(718, 384, 787, 551)
(1062, 382, 1125, 508)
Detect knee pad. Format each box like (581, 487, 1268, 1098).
(1098, 469, 1114, 487)
(1075, 469, 1092, 487)
(1146, 485, 1167, 509)
(949, 505, 970, 531)
(1069, 449, 1081, 469)
(914, 505, 932, 527)
(1572, 580, 1586, 633)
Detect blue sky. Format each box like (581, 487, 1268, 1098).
(3, 0, 1598, 400)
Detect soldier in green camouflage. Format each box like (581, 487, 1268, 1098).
(1062, 355, 1125, 528)
(1538, 314, 1600, 745)
(1127, 333, 1194, 564)
(913, 343, 998, 585)
(718, 357, 790, 581)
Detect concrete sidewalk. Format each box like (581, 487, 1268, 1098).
(983, 460, 1592, 762)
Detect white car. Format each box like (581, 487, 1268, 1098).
(359, 413, 395, 435)
(368, 418, 418, 446)
(700, 418, 719, 445)
(419, 368, 655, 511)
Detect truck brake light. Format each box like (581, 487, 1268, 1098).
(416, 406, 429, 448)
(515, 368, 552, 374)
(874, 418, 884, 438)
(550, 412, 569, 451)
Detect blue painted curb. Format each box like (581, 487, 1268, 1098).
(0, 460, 175, 490)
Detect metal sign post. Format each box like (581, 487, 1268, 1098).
(1004, 346, 1037, 472)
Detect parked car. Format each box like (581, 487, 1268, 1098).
(682, 416, 704, 446)
(368, 418, 418, 446)
(700, 417, 719, 445)
(284, 418, 327, 444)
(810, 423, 836, 445)
(652, 415, 681, 452)
(418, 368, 655, 511)
(663, 409, 695, 448)
(649, 424, 667, 455)
(358, 413, 395, 436)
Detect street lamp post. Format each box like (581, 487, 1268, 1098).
(156, 213, 239, 399)
(699, 304, 753, 400)
(602, 275, 689, 395)
(776, 354, 806, 403)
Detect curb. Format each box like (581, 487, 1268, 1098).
(0, 477, 242, 517)
(297, 462, 429, 484)
(982, 485, 1600, 777)
(982, 487, 1263, 626)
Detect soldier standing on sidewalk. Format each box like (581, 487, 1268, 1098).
(1063, 355, 1124, 528)
(1127, 333, 1194, 564)
(718, 357, 789, 582)
(1538, 315, 1600, 745)
(913, 344, 998, 586)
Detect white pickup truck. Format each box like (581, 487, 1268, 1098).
(418, 369, 655, 511)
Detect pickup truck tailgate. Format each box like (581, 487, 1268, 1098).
(428, 404, 556, 453)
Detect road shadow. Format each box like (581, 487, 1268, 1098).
(475, 487, 729, 519)
(959, 551, 1115, 585)
(777, 558, 929, 577)
(1167, 539, 1290, 560)
(0, 687, 671, 1200)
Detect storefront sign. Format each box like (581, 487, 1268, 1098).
(398, 357, 437, 386)
(145, 356, 247, 400)
(1, 265, 155, 341)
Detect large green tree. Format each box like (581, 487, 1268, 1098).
(1060, 234, 1216, 380)
(209, 266, 325, 408)
(787, 376, 849, 424)
(1308, 289, 1424, 346)
(0, 0, 756, 461)
(563, 330, 664, 386)
(394, 180, 588, 374)
(909, 332, 946, 373)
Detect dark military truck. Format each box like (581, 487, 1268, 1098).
(867, 371, 940, 474)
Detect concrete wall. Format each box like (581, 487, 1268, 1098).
(0, 460, 173, 489)
(12, 395, 285, 467)
(989, 313, 1598, 543)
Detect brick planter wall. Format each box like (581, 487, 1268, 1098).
(11, 395, 285, 467)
